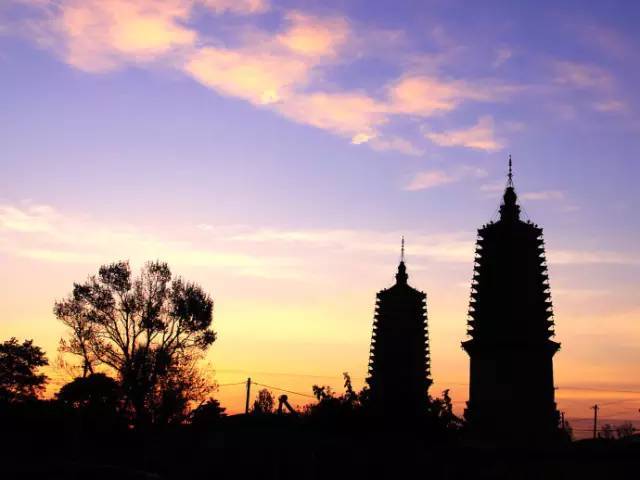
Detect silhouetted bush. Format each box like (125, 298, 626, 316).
(56, 372, 127, 432)
(190, 397, 226, 429)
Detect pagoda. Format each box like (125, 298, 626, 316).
(462, 158, 560, 439)
(367, 239, 432, 418)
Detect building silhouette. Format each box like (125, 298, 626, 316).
(367, 240, 432, 417)
(462, 158, 561, 439)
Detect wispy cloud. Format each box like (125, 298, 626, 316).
(520, 190, 565, 201)
(9, 0, 522, 155)
(554, 61, 613, 90)
(22, 0, 198, 73)
(548, 249, 640, 266)
(425, 116, 503, 152)
(1, 203, 637, 295)
(369, 136, 424, 156)
(405, 165, 487, 191)
(386, 76, 496, 116)
(405, 170, 454, 191)
(592, 100, 627, 113)
(200, 0, 270, 15)
(492, 47, 512, 68)
(0, 202, 296, 278)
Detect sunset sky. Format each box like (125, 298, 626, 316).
(1, 0, 639, 433)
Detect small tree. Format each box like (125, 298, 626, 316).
(562, 418, 574, 441)
(57, 373, 120, 410)
(600, 423, 615, 440)
(252, 388, 275, 414)
(191, 398, 226, 428)
(55, 260, 216, 427)
(0, 338, 48, 403)
(616, 422, 636, 439)
(57, 373, 124, 432)
(428, 389, 464, 431)
(306, 372, 367, 420)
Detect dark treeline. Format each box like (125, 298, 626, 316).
(1, 260, 639, 479)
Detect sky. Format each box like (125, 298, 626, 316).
(1, 0, 639, 434)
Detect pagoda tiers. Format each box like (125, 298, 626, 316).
(462, 158, 560, 439)
(367, 240, 432, 418)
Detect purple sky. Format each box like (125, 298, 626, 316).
(1, 1, 639, 431)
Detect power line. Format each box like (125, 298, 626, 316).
(252, 381, 316, 399)
(558, 386, 640, 394)
(216, 381, 247, 387)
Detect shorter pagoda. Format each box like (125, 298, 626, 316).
(367, 240, 432, 418)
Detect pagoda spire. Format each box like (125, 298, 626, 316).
(500, 155, 521, 221)
(396, 236, 408, 285)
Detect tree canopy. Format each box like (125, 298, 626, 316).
(55, 260, 216, 427)
(0, 337, 48, 403)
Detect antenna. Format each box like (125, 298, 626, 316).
(400, 236, 405, 263)
(507, 154, 513, 187)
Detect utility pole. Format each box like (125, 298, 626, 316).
(591, 404, 599, 439)
(245, 377, 252, 414)
(560, 411, 565, 430)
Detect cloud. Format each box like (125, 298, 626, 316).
(199, 0, 269, 15)
(276, 12, 348, 57)
(425, 116, 503, 152)
(368, 136, 424, 156)
(387, 76, 495, 117)
(1, 203, 637, 293)
(405, 170, 454, 191)
(0, 203, 478, 271)
(492, 47, 512, 68)
(554, 61, 613, 90)
(184, 14, 371, 139)
(520, 190, 565, 201)
(224, 227, 476, 264)
(479, 181, 505, 195)
(185, 46, 309, 105)
(182, 11, 354, 109)
(11, 1, 522, 155)
(23, 0, 197, 72)
(276, 91, 386, 140)
(592, 100, 627, 113)
(405, 165, 487, 191)
(0, 203, 295, 278)
(548, 249, 640, 266)
(0, 204, 58, 232)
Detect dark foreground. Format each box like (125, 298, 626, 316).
(2, 415, 639, 480)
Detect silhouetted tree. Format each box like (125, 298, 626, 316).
(57, 372, 120, 409)
(562, 418, 574, 441)
(428, 389, 464, 432)
(55, 260, 216, 427)
(0, 337, 48, 403)
(616, 422, 636, 439)
(56, 373, 125, 432)
(306, 372, 368, 421)
(191, 398, 226, 428)
(252, 388, 275, 414)
(600, 423, 615, 440)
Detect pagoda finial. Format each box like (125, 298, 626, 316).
(500, 154, 520, 221)
(396, 236, 408, 285)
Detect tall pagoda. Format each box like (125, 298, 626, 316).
(367, 240, 432, 418)
(462, 158, 560, 439)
